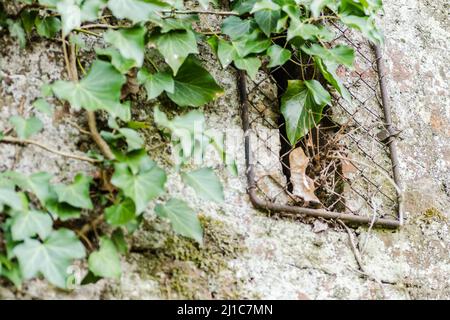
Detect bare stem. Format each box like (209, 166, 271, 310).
(1, 136, 101, 164)
(160, 9, 239, 16)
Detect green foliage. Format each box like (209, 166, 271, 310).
(0, 0, 383, 289)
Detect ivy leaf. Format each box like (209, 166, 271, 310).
(155, 198, 203, 243)
(181, 168, 224, 203)
(35, 16, 61, 38)
(111, 159, 166, 213)
(81, 0, 107, 21)
(118, 128, 144, 151)
(166, 56, 223, 107)
(254, 9, 281, 37)
(53, 174, 93, 210)
(222, 16, 255, 40)
(13, 229, 86, 289)
(232, 30, 271, 57)
(20, 9, 38, 34)
(250, 0, 280, 13)
(107, 0, 169, 23)
(57, 0, 81, 36)
(281, 80, 331, 145)
(105, 198, 136, 226)
(52, 60, 128, 120)
(45, 200, 81, 221)
(88, 237, 121, 279)
(137, 69, 174, 100)
(266, 44, 291, 68)
(234, 56, 261, 80)
(153, 30, 199, 75)
(104, 25, 146, 68)
(315, 58, 351, 102)
(9, 116, 43, 139)
(4, 171, 53, 205)
(11, 210, 53, 241)
(6, 19, 26, 48)
(340, 14, 383, 46)
(32, 98, 53, 115)
(96, 47, 136, 74)
(301, 44, 355, 68)
(310, 0, 334, 18)
(0, 189, 23, 211)
(287, 19, 321, 41)
(217, 40, 235, 68)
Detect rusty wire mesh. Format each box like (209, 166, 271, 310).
(238, 22, 403, 228)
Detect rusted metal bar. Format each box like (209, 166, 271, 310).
(237, 44, 403, 229)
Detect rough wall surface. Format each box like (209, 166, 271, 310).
(0, 0, 449, 299)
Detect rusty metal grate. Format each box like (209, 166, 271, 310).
(237, 23, 403, 228)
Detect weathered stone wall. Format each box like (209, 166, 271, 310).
(0, 0, 448, 299)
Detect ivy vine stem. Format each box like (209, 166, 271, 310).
(160, 10, 239, 16)
(0, 136, 101, 163)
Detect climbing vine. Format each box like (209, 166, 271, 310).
(0, 0, 382, 290)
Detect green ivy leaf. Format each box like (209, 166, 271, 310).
(310, 0, 335, 18)
(9, 116, 43, 139)
(281, 80, 331, 145)
(81, 0, 107, 21)
(107, 0, 169, 23)
(88, 237, 121, 279)
(105, 198, 136, 226)
(234, 56, 261, 80)
(4, 171, 53, 206)
(20, 10, 38, 34)
(11, 210, 53, 241)
(232, 30, 271, 57)
(0, 189, 23, 211)
(217, 40, 235, 68)
(153, 30, 199, 75)
(137, 69, 174, 100)
(181, 168, 224, 203)
(287, 19, 321, 41)
(155, 198, 203, 243)
(166, 56, 223, 107)
(13, 229, 86, 289)
(266, 44, 291, 68)
(118, 128, 144, 151)
(96, 47, 136, 74)
(301, 44, 355, 67)
(32, 98, 53, 115)
(315, 58, 351, 102)
(52, 60, 128, 120)
(35, 16, 61, 38)
(6, 19, 26, 48)
(340, 14, 383, 46)
(111, 158, 166, 213)
(222, 16, 256, 40)
(53, 174, 93, 210)
(57, 0, 81, 36)
(104, 25, 146, 68)
(254, 9, 280, 37)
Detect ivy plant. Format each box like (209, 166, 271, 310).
(0, 0, 382, 290)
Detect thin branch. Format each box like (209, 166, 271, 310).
(67, 41, 115, 161)
(160, 9, 239, 16)
(1, 136, 101, 164)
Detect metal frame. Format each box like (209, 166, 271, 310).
(238, 45, 403, 229)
